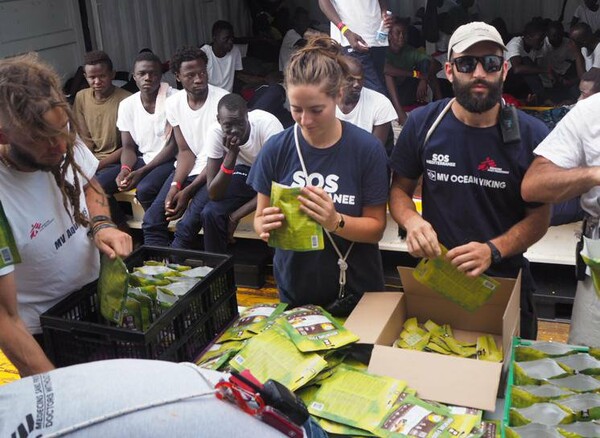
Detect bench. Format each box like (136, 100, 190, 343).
(114, 190, 579, 266)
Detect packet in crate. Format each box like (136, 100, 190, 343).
(98, 254, 129, 324)
(413, 245, 499, 312)
(268, 181, 324, 251)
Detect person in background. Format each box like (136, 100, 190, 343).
(113, 51, 178, 212)
(571, 0, 600, 34)
(202, 94, 283, 253)
(336, 56, 397, 153)
(248, 37, 389, 314)
(579, 66, 600, 99)
(570, 22, 600, 72)
(319, 0, 392, 96)
(389, 22, 551, 340)
(73, 50, 132, 225)
(142, 46, 229, 247)
(385, 17, 443, 125)
(279, 7, 310, 74)
(0, 54, 131, 377)
(522, 93, 600, 347)
(201, 20, 244, 93)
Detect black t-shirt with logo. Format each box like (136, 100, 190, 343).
(389, 99, 550, 277)
(248, 122, 389, 306)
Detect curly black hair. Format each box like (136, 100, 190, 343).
(170, 46, 208, 74)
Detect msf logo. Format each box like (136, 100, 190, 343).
(478, 157, 497, 171)
(30, 222, 42, 239)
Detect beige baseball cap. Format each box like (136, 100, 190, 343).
(448, 21, 506, 58)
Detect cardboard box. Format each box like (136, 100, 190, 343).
(344, 267, 520, 411)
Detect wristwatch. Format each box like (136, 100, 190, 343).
(485, 241, 502, 265)
(338, 214, 345, 230)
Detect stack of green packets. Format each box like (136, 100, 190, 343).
(196, 303, 500, 437)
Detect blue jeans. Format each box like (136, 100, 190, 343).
(201, 165, 257, 254)
(135, 160, 176, 211)
(171, 184, 211, 250)
(345, 46, 388, 96)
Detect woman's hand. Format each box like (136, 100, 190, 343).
(298, 186, 338, 232)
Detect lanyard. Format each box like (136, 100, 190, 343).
(293, 124, 354, 298)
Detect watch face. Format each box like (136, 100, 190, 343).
(339, 215, 345, 228)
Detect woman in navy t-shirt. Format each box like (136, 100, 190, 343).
(247, 37, 389, 313)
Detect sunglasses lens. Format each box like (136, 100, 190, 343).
(455, 57, 477, 73)
(454, 56, 503, 73)
(483, 56, 502, 72)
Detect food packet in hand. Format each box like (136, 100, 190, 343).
(98, 254, 129, 325)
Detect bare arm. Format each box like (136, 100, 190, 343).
(98, 148, 122, 170)
(372, 122, 391, 147)
(522, 156, 600, 203)
(0, 273, 55, 377)
(206, 137, 240, 201)
(447, 204, 551, 277)
(390, 173, 441, 258)
(385, 74, 408, 124)
(317, 0, 369, 52)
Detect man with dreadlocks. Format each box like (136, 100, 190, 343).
(0, 53, 132, 376)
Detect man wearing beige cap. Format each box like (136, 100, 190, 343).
(389, 22, 551, 339)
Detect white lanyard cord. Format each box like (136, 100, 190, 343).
(293, 124, 354, 297)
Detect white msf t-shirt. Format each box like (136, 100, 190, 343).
(205, 110, 283, 166)
(166, 85, 229, 176)
(329, 0, 387, 48)
(533, 93, 600, 217)
(0, 141, 100, 334)
(201, 44, 243, 92)
(506, 36, 549, 65)
(574, 5, 600, 33)
(336, 87, 397, 132)
(582, 43, 600, 71)
(116, 86, 177, 163)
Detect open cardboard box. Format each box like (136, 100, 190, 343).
(344, 266, 520, 411)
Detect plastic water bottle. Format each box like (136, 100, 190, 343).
(376, 10, 393, 43)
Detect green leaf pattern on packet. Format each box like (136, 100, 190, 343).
(98, 254, 129, 324)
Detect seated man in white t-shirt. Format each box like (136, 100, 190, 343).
(336, 56, 397, 154)
(202, 94, 283, 253)
(114, 51, 178, 211)
(571, 0, 600, 34)
(201, 20, 243, 92)
(570, 22, 600, 72)
(279, 7, 310, 73)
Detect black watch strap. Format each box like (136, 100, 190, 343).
(485, 241, 502, 265)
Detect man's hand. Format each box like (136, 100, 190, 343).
(93, 228, 133, 259)
(446, 241, 492, 278)
(165, 188, 192, 221)
(404, 215, 441, 259)
(416, 79, 428, 103)
(115, 168, 131, 190)
(118, 169, 144, 192)
(223, 135, 241, 154)
(344, 29, 369, 52)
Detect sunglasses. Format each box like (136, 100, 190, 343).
(450, 55, 504, 73)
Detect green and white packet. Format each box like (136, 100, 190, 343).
(229, 326, 327, 391)
(268, 181, 324, 251)
(98, 254, 129, 324)
(219, 303, 288, 342)
(277, 305, 359, 352)
(196, 340, 245, 370)
(557, 421, 600, 438)
(308, 365, 407, 433)
(511, 384, 574, 408)
(0, 202, 21, 269)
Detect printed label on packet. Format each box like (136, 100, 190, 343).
(0, 203, 21, 270)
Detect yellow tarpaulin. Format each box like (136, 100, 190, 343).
(0, 349, 19, 386)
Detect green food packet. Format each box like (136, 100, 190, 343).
(468, 420, 501, 438)
(158, 281, 195, 297)
(557, 421, 600, 438)
(555, 353, 600, 376)
(308, 365, 406, 433)
(229, 326, 327, 391)
(509, 402, 573, 427)
(514, 358, 571, 385)
(219, 303, 288, 342)
(476, 335, 503, 362)
(129, 271, 171, 287)
(506, 423, 562, 438)
(180, 265, 213, 278)
(166, 263, 192, 272)
(375, 394, 454, 438)
(0, 202, 21, 270)
(277, 305, 359, 352)
(98, 254, 129, 325)
(134, 265, 178, 277)
(515, 341, 580, 362)
(127, 287, 154, 330)
(439, 406, 482, 438)
(268, 181, 324, 251)
(196, 340, 245, 367)
(156, 289, 178, 310)
(412, 245, 499, 312)
(511, 385, 574, 408)
(121, 296, 143, 331)
(554, 393, 600, 421)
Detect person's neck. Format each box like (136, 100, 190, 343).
(212, 44, 228, 58)
(451, 100, 500, 128)
(587, 38, 600, 52)
(94, 85, 116, 101)
(302, 119, 343, 149)
(338, 97, 359, 115)
(140, 88, 159, 113)
(186, 89, 208, 110)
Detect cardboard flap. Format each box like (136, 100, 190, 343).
(344, 292, 404, 345)
(369, 346, 502, 411)
(502, 271, 521, 355)
(397, 266, 516, 334)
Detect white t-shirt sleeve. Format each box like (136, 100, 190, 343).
(259, 113, 284, 140)
(74, 138, 99, 178)
(233, 46, 243, 71)
(116, 95, 134, 132)
(371, 92, 398, 126)
(166, 92, 180, 127)
(533, 103, 585, 168)
(205, 121, 226, 159)
(506, 37, 524, 60)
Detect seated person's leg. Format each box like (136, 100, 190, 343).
(96, 163, 127, 226)
(171, 185, 211, 250)
(142, 171, 175, 246)
(394, 76, 419, 106)
(202, 166, 257, 254)
(135, 160, 175, 211)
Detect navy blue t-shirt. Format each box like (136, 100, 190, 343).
(389, 99, 550, 277)
(247, 122, 389, 307)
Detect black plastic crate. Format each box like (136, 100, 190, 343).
(40, 246, 238, 367)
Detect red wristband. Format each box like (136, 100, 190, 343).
(170, 181, 182, 191)
(336, 21, 345, 30)
(220, 163, 234, 175)
(121, 164, 132, 172)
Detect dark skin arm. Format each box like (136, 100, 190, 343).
(97, 147, 122, 170)
(116, 131, 177, 191)
(0, 272, 55, 377)
(206, 135, 241, 201)
(318, 0, 370, 52)
(165, 126, 206, 221)
(372, 122, 391, 146)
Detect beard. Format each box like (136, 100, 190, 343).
(453, 75, 503, 113)
(9, 144, 62, 172)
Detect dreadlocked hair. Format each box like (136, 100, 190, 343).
(0, 53, 89, 227)
(285, 36, 350, 98)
